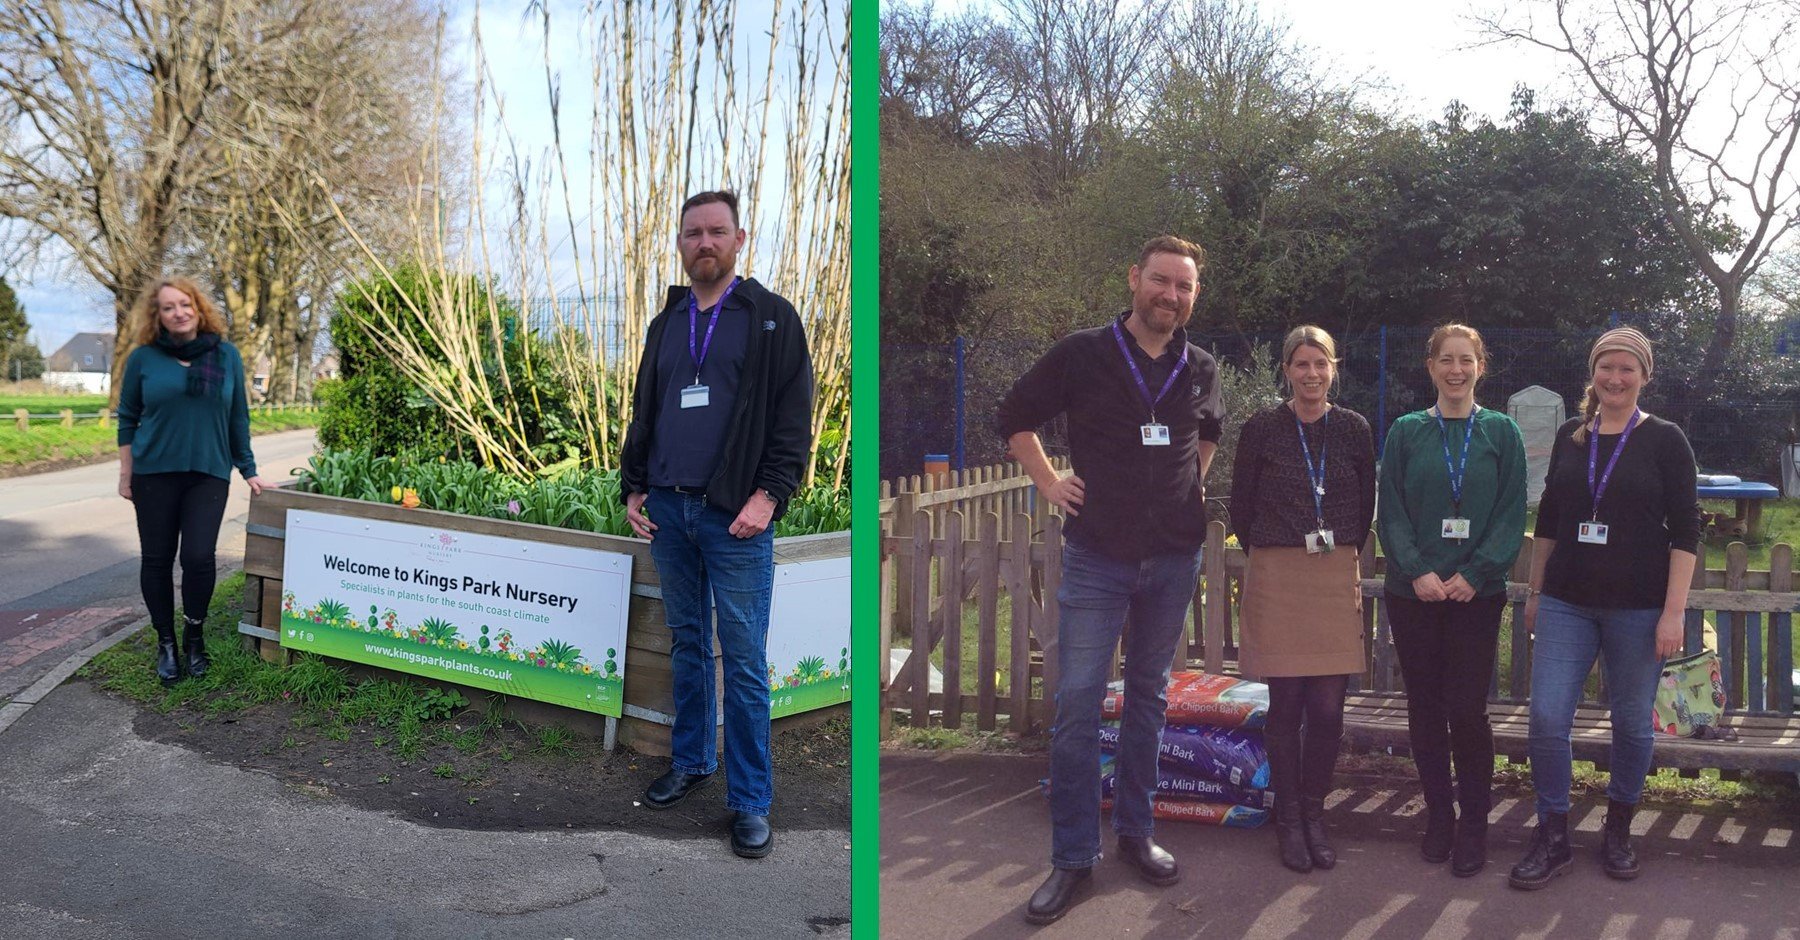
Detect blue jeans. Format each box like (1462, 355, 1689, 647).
(1048, 538, 1203, 869)
(646, 487, 775, 816)
(1527, 594, 1664, 815)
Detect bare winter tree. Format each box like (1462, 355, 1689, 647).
(1482, 0, 1800, 399)
(0, 0, 251, 402)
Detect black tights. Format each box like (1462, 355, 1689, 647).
(131, 471, 230, 631)
(1265, 674, 1349, 805)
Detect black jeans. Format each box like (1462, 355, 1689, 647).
(1386, 592, 1507, 820)
(131, 471, 230, 631)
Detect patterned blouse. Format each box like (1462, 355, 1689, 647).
(1228, 403, 1377, 551)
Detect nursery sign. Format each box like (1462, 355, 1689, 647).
(279, 509, 633, 716)
(767, 555, 851, 719)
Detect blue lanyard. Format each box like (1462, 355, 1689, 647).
(687, 276, 742, 379)
(1587, 408, 1641, 521)
(1110, 320, 1187, 421)
(1432, 405, 1478, 514)
(1294, 406, 1330, 527)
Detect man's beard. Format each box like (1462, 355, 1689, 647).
(685, 253, 735, 284)
(1137, 300, 1191, 331)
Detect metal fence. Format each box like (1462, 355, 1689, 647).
(883, 319, 1800, 482)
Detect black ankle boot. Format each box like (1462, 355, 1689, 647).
(1275, 799, 1313, 873)
(181, 615, 208, 679)
(1508, 812, 1573, 890)
(1301, 797, 1336, 870)
(153, 623, 181, 685)
(1421, 803, 1455, 863)
(1451, 816, 1487, 877)
(1025, 867, 1092, 924)
(1602, 799, 1639, 880)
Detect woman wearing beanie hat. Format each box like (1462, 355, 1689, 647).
(1509, 326, 1701, 890)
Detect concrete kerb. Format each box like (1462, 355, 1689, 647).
(0, 609, 145, 735)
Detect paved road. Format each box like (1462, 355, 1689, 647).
(882, 750, 1799, 939)
(0, 683, 851, 939)
(0, 429, 319, 699)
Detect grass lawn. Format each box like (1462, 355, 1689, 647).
(0, 393, 110, 415)
(0, 407, 321, 470)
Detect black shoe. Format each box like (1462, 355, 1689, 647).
(1508, 812, 1573, 890)
(730, 811, 773, 858)
(1602, 799, 1639, 880)
(642, 769, 713, 809)
(1275, 801, 1313, 873)
(1117, 834, 1180, 886)
(1421, 804, 1455, 863)
(153, 623, 181, 686)
(181, 616, 208, 680)
(1301, 797, 1337, 870)
(1451, 817, 1487, 877)
(1025, 867, 1092, 925)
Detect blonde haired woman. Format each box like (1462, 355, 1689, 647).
(116, 277, 266, 684)
(1376, 323, 1526, 877)
(1230, 325, 1376, 873)
(1511, 326, 1700, 890)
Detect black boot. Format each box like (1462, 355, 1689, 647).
(1421, 803, 1455, 863)
(1508, 812, 1573, 890)
(181, 615, 209, 680)
(153, 622, 181, 686)
(1275, 798, 1314, 873)
(1602, 799, 1639, 880)
(1117, 834, 1180, 886)
(1025, 867, 1092, 925)
(1301, 797, 1336, 870)
(1451, 816, 1487, 877)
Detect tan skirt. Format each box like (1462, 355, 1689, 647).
(1238, 545, 1367, 679)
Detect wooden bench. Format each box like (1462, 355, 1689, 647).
(1342, 694, 1800, 779)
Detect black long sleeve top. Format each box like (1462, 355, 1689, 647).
(1228, 403, 1376, 552)
(1535, 414, 1703, 609)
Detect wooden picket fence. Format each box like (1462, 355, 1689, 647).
(879, 461, 1800, 774)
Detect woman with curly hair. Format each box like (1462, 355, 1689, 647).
(116, 277, 267, 684)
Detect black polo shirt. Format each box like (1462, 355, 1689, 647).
(995, 311, 1225, 561)
(647, 285, 751, 489)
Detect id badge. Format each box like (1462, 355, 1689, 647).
(680, 384, 710, 409)
(1441, 518, 1471, 540)
(1140, 423, 1170, 446)
(1305, 529, 1335, 554)
(1578, 521, 1609, 545)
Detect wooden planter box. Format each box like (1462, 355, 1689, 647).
(242, 484, 849, 754)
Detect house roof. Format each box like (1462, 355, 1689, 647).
(45, 332, 115, 373)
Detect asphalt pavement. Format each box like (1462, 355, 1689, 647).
(881, 750, 1800, 939)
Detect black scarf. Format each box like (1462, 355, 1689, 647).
(152, 331, 225, 398)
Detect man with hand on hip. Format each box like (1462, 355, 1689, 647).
(620, 189, 815, 858)
(996, 235, 1224, 924)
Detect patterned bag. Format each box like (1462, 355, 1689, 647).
(1652, 649, 1727, 737)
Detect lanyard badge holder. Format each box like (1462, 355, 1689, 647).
(1434, 405, 1478, 540)
(682, 277, 741, 409)
(1297, 408, 1334, 553)
(1580, 408, 1640, 545)
(1111, 320, 1186, 447)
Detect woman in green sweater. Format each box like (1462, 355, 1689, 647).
(116, 277, 267, 685)
(1376, 323, 1526, 876)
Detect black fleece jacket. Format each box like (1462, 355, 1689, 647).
(620, 277, 814, 520)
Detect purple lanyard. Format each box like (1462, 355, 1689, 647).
(1110, 320, 1187, 421)
(1587, 408, 1641, 521)
(687, 276, 741, 378)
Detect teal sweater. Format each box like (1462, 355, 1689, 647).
(116, 341, 258, 481)
(1377, 407, 1526, 599)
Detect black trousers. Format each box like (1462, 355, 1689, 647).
(131, 471, 230, 631)
(1386, 592, 1506, 820)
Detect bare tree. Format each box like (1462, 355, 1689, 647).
(1482, 0, 1800, 397)
(0, 0, 251, 402)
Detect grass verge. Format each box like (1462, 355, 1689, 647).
(79, 571, 527, 764)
